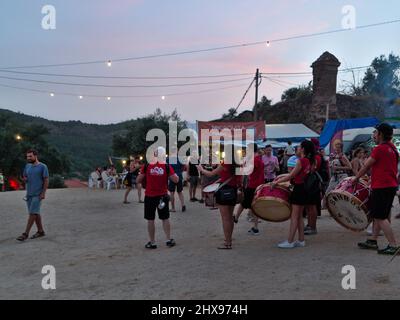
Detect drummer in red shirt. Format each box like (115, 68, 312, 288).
(352, 123, 399, 255)
(233, 143, 265, 235)
(137, 147, 179, 250)
(272, 140, 318, 248)
(197, 145, 242, 249)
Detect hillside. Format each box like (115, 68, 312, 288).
(0, 108, 131, 177)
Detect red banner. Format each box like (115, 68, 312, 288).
(197, 121, 265, 145)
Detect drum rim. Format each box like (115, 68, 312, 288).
(251, 196, 291, 222)
(203, 183, 220, 193)
(326, 190, 371, 232)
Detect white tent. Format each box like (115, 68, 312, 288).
(265, 124, 319, 141)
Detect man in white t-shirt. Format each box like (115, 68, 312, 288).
(284, 141, 295, 172)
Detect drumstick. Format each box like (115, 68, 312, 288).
(387, 246, 400, 264)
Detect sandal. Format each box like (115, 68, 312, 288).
(145, 242, 157, 249)
(30, 231, 45, 239)
(217, 241, 232, 250)
(233, 215, 238, 223)
(16, 233, 29, 242)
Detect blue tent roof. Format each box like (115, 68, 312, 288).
(320, 117, 380, 148)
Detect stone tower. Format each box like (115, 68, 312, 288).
(310, 52, 341, 132)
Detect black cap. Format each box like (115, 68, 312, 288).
(375, 123, 394, 138)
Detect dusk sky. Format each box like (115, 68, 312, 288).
(0, 0, 399, 124)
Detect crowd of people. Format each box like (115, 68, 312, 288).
(14, 123, 400, 257)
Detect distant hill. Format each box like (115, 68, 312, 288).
(0, 109, 132, 177)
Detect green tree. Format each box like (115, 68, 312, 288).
(362, 53, 400, 98)
(112, 109, 186, 158)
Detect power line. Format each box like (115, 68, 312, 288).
(0, 75, 253, 88)
(234, 78, 256, 114)
(0, 69, 254, 79)
(1, 19, 399, 70)
(0, 82, 249, 98)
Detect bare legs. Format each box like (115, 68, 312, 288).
(24, 214, 44, 235)
(287, 205, 305, 243)
(147, 219, 172, 243)
(219, 205, 235, 246)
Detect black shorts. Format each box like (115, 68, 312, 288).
(144, 195, 170, 220)
(242, 188, 256, 209)
(370, 187, 397, 220)
(215, 186, 237, 206)
(290, 184, 310, 206)
(168, 178, 183, 193)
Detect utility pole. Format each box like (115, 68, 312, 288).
(253, 68, 260, 121)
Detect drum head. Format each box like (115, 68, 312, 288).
(252, 197, 291, 222)
(326, 191, 371, 232)
(203, 183, 220, 193)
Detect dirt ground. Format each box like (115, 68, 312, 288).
(0, 187, 399, 300)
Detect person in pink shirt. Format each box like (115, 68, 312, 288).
(262, 145, 280, 183)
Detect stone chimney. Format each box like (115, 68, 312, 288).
(310, 52, 341, 132)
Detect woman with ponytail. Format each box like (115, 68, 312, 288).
(272, 140, 318, 249)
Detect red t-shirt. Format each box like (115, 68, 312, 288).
(220, 163, 240, 188)
(293, 157, 311, 185)
(370, 142, 398, 189)
(141, 163, 175, 197)
(248, 155, 265, 189)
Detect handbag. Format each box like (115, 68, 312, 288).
(215, 177, 237, 203)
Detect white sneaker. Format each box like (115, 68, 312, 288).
(278, 240, 296, 249)
(294, 240, 306, 247)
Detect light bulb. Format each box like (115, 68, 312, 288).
(107, 97, 111, 101)
(79, 95, 83, 99)
(107, 60, 112, 67)
(266, 41, 270, 47)
(161, 96, 166, 100)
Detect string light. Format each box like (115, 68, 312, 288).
(266, 41, 270, 47)
(107, 60, 112, 67)
(1, 19, 398, 70)
(79, 95, 83, 99)
(107, 96, 111, 101)
(50, 92, 54, 97)
(161, 96, 166, 100)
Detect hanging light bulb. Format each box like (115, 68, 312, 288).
(266, 41, 270, 47)
(107, 96, 111, 101)
(50, 93, 55, 97)
(161, 96, 166, 100)
(79, 95, 83, 99)
(107, 60, 112, 67)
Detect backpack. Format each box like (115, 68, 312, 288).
(304, 159, 323, 196)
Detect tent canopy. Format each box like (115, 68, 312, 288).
(320, 117, 380, 148)
(265, 124, 319, 142)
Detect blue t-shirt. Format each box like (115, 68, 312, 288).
(167, 157, 184, 179)
(23, 162, 49, 196)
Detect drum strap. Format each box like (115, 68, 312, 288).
(215, 177, 233, 192)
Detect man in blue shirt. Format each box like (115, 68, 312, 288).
(167, 151, 186, 212)
(17, 149, 49, 241)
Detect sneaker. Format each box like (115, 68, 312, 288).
(182, 205, 186, 212)
(358, 239, 378, 250)
(166, 239, 176, 247)
(377, 245, 400, 255)
(304, 228, 317, 235)
(294, 240, 306, 247)
(278, 240, 296, 249)
(145, 242, 157, 249)
(193, 197, 200, 202)
(248, 227, 259, 236)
